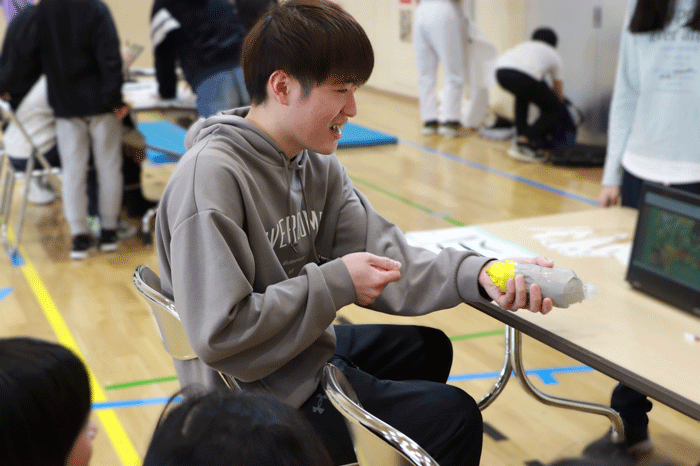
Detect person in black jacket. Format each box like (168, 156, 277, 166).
(149, 0, 250, 118)
(0, 2, 40, 110)
(36, 0, 130, 259)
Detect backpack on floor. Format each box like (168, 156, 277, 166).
(543, 98, 581, 151)
(547, 143, 607, 167)
(542, 99, 606, 167)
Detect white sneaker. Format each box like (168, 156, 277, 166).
(27, 177, 57, 205)
(506, 142, 545, 162)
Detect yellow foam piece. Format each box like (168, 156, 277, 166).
(485, 260, 516, 292)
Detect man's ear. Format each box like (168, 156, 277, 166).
(268, 70, 293, 105)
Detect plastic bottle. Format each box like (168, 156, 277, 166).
(485, 260, 596, 308)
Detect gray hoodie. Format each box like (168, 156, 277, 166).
(155, 107, 494, 407)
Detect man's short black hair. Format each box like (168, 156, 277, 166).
(532, 27, 557, 47)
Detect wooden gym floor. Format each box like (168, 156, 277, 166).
(0, 87, 698, 465)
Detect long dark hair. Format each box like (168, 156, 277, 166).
(629, 0, 700, 32)
(0, 337, 92, 465)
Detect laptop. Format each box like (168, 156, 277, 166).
(626, 182, 700, 318)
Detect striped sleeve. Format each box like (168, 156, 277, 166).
(150, 7, 180, 48)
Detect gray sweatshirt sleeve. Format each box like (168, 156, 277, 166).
(331, 168, 494, 315)
(167, 210, 347, 383)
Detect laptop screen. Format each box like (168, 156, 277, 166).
(626, 183, 700, 318)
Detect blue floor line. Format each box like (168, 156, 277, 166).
(92, 396, 182, 410)
(93, 365, 595, 410)
(448, 365, 594, 385)
(7, 249, 24, 266)
(0, 287, 12, 302)
(399, 139, 598, 207)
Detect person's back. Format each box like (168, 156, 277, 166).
(497, 40, 562, 82)
(0, 3, 41, 110)
(150, 0, 249, 116)
(36, 0, 123, 118)
(150, 0, 246, 88)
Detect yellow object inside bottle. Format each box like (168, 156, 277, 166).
(485, 260, 516, 292)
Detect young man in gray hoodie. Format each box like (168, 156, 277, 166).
(155, 0, 554, 464)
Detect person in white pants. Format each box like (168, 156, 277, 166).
(413, 0, 470, 138)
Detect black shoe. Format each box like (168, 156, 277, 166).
(70, 234, 96, 260)
(582, 427, 653, 461)
(421, 120, 439, 136)
(124, 192, 158, 218)
(99, 229, 119, 252)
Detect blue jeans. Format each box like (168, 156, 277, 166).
(194, 65, 250, 118)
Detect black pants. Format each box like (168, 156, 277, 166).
(496, 68, 563, 146)
(299, 324, 483, 466)
(612, 170, 700, 428)
(9, 146, 61, 171)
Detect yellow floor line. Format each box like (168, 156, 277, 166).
(14, 242, 141, 466)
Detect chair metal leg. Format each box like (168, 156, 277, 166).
(478, 325, 514, 410)
(509, 328, 626, 443)
(0, 166, 15, 253)
(142, 206, 157, 244)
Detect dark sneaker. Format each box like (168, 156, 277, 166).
(70, 234, 96, 260)
(421, 120, 439, 136)
(99, 229, 119, 252)
(582, 427, 653, 461)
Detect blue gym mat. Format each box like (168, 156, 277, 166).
(337, 122, 398, 149)
(138, 121, 187, 164)
(138, 120, 397, 165)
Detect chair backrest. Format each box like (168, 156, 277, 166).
(133, 264, 197, 360)
(132, 265, 241, 390)
(321, 364, 440, 466)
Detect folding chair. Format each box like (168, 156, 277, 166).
(0, 100, 60, 257)
(321, 363, 439, 466)
(132, 264, 240, 390)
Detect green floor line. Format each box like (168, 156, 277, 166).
(450, 329, 505, 341)
(108, 331, 502, 390)
(105, 375, 178, 390)
(349, 176, 465, 227)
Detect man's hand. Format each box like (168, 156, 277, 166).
(478, 256, 554, 314)
(341, 252, 401, 306)
(598, 185, 620, 207)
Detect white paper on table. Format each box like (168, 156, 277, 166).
(123, 79, 196, 111)
(405, 226, 537, 259)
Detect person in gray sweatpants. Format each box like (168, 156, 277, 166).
(36, 0, 130, 259)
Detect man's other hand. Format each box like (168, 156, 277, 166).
(341, 252, 401, 306)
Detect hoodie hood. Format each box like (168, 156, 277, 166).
(185, 107, 287, 159)
(186, 107, 309, 168)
